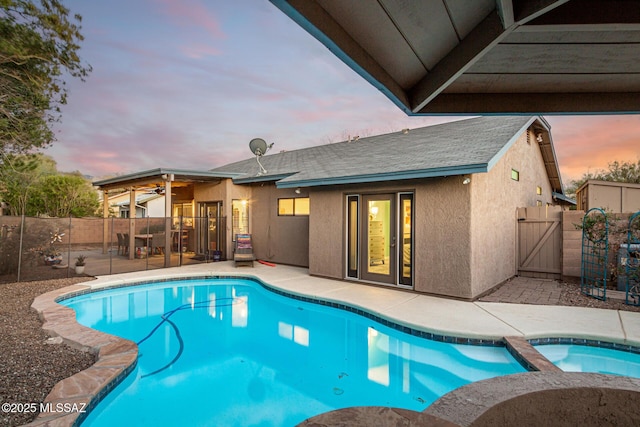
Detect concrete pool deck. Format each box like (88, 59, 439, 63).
(29, 262, 640, 426)
(80, 261, 640, 345)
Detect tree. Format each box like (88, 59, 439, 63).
(565, 159, 640, 199)
(0, 153, 98, 216)
(0, 0, 91, 155)
(0, 152, 54, 214)
(31, 172, 99, 217)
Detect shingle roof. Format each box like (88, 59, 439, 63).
(211, 116, 549, 188)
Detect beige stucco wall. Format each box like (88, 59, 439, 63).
(414, 177, 473, 297)
(247, 183, 310, 266)
(308, 186, 344, 279)
(469, 131, 555, 297)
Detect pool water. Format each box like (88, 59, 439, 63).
(63, 278, 526, 427)
(535, 344, 640, 378)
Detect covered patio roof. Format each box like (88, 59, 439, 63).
(92, 168, 239, 191)
(270, 0, 640, 114)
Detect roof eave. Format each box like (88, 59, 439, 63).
(93, 168, 240, 189)
(275, 165, 489, 189)
(553, 191, 576, 206)
(232, 173, 298, 185)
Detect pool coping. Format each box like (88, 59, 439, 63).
(26, 269, 640, 426)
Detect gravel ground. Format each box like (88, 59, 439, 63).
(0, 276, 95, 427)
(0, 274, 638, 427)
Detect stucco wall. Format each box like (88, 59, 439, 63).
(308, 187, 344, 278)
(414, 177, 473, 297)
(248, 183, 310, 266)
(469, 131, 555, 298)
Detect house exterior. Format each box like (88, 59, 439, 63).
(94, 116, 570, 299)
(106, 190, 166, 218)
(210, 115, 568, 299)
(576, 180, 640, 213)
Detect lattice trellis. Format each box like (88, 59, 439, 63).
(624, 211, 640, 306)
(580, 208, 609, 300)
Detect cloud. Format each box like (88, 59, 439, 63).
(153, 0, 225, 40)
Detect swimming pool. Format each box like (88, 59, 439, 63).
(62, 278, 526, 426)
(535, 344, 640, 378)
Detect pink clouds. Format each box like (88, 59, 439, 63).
(547, 115, 640, 183)
(154, 0, 225, 40)
(180, 44, 222, 59)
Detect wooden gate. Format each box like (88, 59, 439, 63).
(517, 206, 562, 279)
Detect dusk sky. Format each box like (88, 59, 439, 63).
(47, 0, 640, 185)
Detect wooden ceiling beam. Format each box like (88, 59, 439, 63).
(408, 11, 511, 113)
(415, 92, 640, 114)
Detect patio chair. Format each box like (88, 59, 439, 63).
(234, 233, 255, 267)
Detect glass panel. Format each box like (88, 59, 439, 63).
(278, 199, 294, 215)
(367, 200, 390, 275)
(232, 200, 249, 239)
(347, 196, 358, 278)
(400, 194, 412, 285)
(294, 198, 310, 215)
(173, 202, 193, 228)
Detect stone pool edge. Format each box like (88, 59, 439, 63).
(27, 284, 138, 427)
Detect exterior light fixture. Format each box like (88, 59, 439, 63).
(536, 132, 544, 143)
(295, 188, 301, 194)
(462, 177, 471, 185)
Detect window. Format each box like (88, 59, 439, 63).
(536, 186, 542, 195)
(232, 199, 249, 238)
(278, 198, 309, 216)
(172, 202, 193, 227)
(511, 169, 520, 181)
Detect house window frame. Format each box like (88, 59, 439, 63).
(277, 197, 310, 216)
(511, 169, 520, 181)
(232, 199, 249, 240)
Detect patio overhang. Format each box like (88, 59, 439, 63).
(93, 168, 239, 264)
(270, 0, 640, 115)
(92, 168, 239, 192)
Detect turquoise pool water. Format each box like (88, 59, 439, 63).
(535, 344, 640, 378)
(63, 278, 526, 427)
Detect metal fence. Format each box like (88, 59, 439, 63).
(0, 215, 227, 283)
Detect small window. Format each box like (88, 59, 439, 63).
(536, 200, 543, 207)
(536, 186, 542, 195)
(511, 169, 520, 181)
(278, 198, 309, 216)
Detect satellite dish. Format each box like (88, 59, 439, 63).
(249, 138, 268, 156)
(249, 138, 273, 176)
